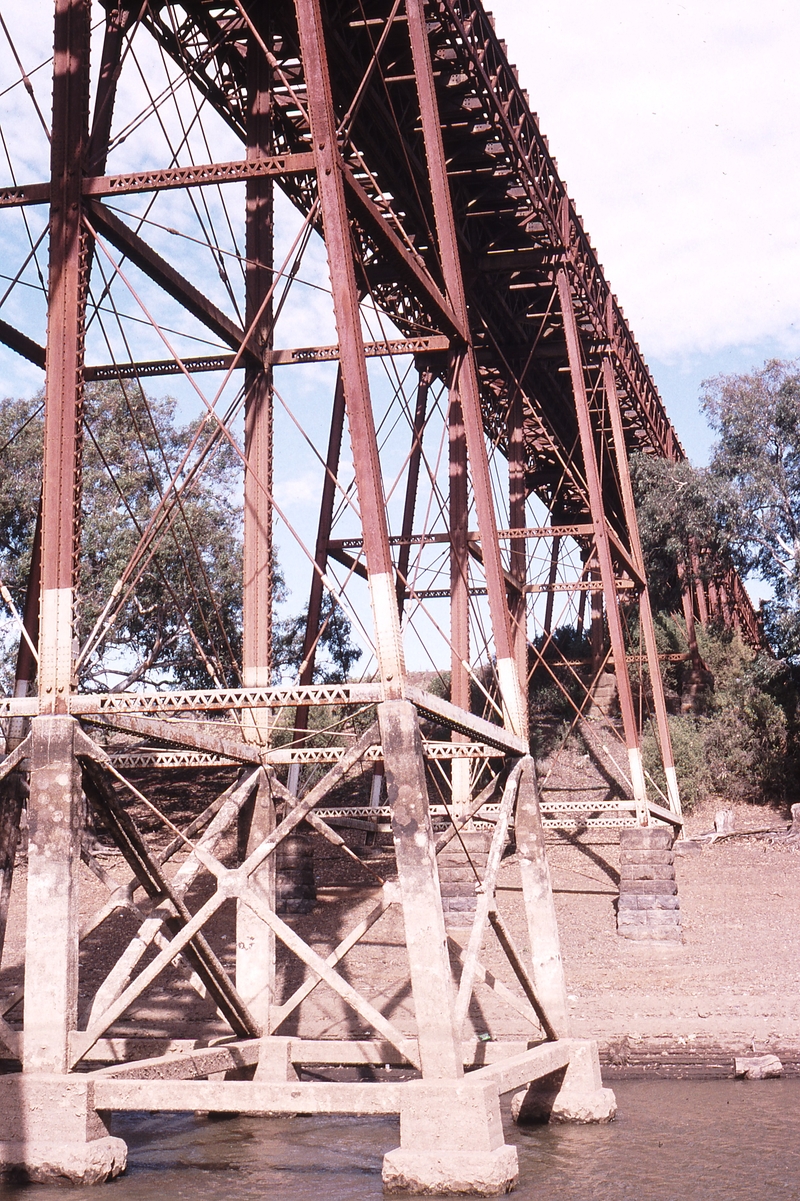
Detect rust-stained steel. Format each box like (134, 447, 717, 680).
(0, 0, 762, 1173)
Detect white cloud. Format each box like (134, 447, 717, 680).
(493, 0, 800, 359)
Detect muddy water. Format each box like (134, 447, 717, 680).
(2, 1079, 799, 1200)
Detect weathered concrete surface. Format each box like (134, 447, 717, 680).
(515, 758, 569, 1036)
(382, 1079, 517, 1195)
(379, 700, 462, 1080)
(510, 1039, 616, 1125)
(23, 716, 83, 1072)
(0, 1074, 127, 1184)
(734, 1054, 784, 1079)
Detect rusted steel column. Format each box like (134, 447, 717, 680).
(23, 716, 82, 1072)
(515, 757, 569, 1037)
(679, 561, 703, 669)
(590, 567, 604, 673)
(707, 577, 721, 621)
(691, 545, 710, 627)
(243, 19, 274, 715)
(236, 771, 275, 1036)
(396, 366, 431, 616)
(542, 533, 561, 637)
(406, 1, 525, 738)
(507, 391, 528, 724)
(719, 579, 733, 627)
(39, 0, 91, 711)
(557, 272, 648, 822)
(295, 0, 404, 693)
(87, 2, 136, 176)
(379, 700, 462, 1079)
(288, 369, 346, 795)
(602, 360, 681, 817)
(449, 384, 471, 814)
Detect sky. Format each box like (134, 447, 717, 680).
(489, 0, 800, 463)
(0, 0, 798, 651)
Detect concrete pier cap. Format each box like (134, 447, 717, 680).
(0, 1074, 127, 1185)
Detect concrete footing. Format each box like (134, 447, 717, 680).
(0, 1075, 127, 1185)
(617, 826, 682, 942)
(382, 1079, 518, 1196)
(511, 1039, 616, 1127)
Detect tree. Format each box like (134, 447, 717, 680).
(701, 359, 800, 659)
(629, 452, 730, 614)
(0, 382, 360, 692)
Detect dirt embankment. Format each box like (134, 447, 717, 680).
(1, 784, 797, 1081)
(548, 799, 800, 1076)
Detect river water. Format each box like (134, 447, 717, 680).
(2, 1079, 798, 1200)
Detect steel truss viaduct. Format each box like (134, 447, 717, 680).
(0, 0, 756, 1189)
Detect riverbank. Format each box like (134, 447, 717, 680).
(1, 795, 797, 1080)
(550, 798, 800, 1077)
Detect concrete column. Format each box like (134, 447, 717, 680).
(383, 1078, 518, 1195)
(0, 1075, 126, 1184)
(515, 756, 569, 1037)
(23, 716, 83, 1073)
(236, 770, 275, 1034)
(3, 716, 128, 1183)
(379, 700, 462, 1080)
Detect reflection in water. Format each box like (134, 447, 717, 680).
(2, 1080, 799, 1200)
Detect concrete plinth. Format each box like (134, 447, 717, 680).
(382, 1079, 518, 1196)
(511, 1040, 616, 1127)
(0, 1074, 127, 1184)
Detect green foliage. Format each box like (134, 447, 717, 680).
(642, 624, 794, 808)
(629, 453, 729, 614)
(273, 592, 362, 685)
(643, 714, 709, 809)
(702, 359, 800, 660)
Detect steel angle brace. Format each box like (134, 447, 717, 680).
(268, 768, 386, 887)
(78, 755, 260, 1044)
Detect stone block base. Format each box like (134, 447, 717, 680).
(617, 827, 682, 942)
(0, 1138, 127, 1185)
(382, 1145, 518, 1196)
(438, 831, 490, 930)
